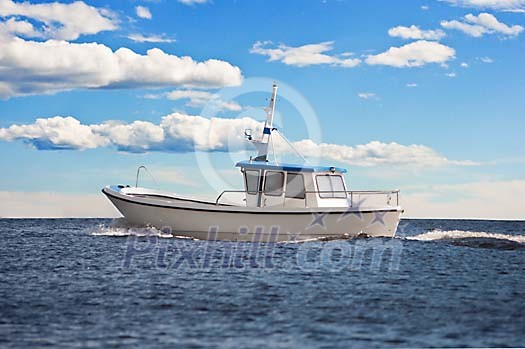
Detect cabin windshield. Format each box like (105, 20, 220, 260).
(244, 170, 260, 194)
(316, 175, 346, 198)
(264, 171, 284, 196)
(285, 173, 305, 199)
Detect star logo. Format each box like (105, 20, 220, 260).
(338, 197, 366, 222)
(370, 211, 388, 226)
(307, 211, 329, 230)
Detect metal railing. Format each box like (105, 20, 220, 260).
(135, 166, 147, 187)
(135, 165, 158, 188)
(215, 189, 400, 207)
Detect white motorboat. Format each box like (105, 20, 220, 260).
(102, 83, 403, 242)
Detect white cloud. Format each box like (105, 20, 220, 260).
(0, 17, 41, 38)
(479, 56, 494, 63)
(439, 0, 525, 12)
(178, 0, 209, 5)
(421, 5, 430, 10)
(166, 90, 216, 104)
(90, 120, 165, 152)
(388, 25, 446, 40)
(465, 13, 523, 35)
(357, 92, 377, 99)
(0, 35, 243, 98)
(365, 40, 455, 68)
(166, 89, 243, 111)
(135, 5, 152, 19)
(460, 62, 469, 67)
(0, 0, 117, 40)
(406, 83, 418, 87)
(250, 41, 361, 68)
(215, 100, 243, 112)
(403, 180, 525, 220)
(441, 19, 487, 37)
(127, 33, 175, 43)
(0, 114, 261, 153)
(286, 139, 476, 168)
(143, 93, 163, 100)
(0, 114, 476, 168)
(441, 13, 524, 37)
(446, 72, 457, 77)
(145, 90, 243, 112)
(0, 116, 109, 149)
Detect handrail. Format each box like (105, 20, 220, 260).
(135, 166, 147, 187)
(135, 165, 158, 188)
(215, 189, 400, 206)
(215, 190, 237, 205)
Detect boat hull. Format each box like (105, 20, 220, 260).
(103, 187, 402, 242)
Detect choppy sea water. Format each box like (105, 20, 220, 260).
(0, 218, 524, 348)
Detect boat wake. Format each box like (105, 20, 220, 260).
(89, 218, 176, 238)
(407, 230, 525, 243)
(406, 229, 525, 250)
(89, 219, 525, 249)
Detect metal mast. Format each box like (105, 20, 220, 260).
(253, 82, 278, 162)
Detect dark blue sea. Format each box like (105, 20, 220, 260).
(1, 218, 524, 348)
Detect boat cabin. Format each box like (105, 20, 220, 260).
(236, 160, 349, 208)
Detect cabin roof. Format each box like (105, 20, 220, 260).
(235, 160, 347, 173)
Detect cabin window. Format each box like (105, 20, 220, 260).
(245, 170, 260, 195)
(264, 171, 284, 196)
(316, 175, 346, 198)
(285, 173, 305, 199)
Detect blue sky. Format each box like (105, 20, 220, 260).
(0, 0, 524, 218)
